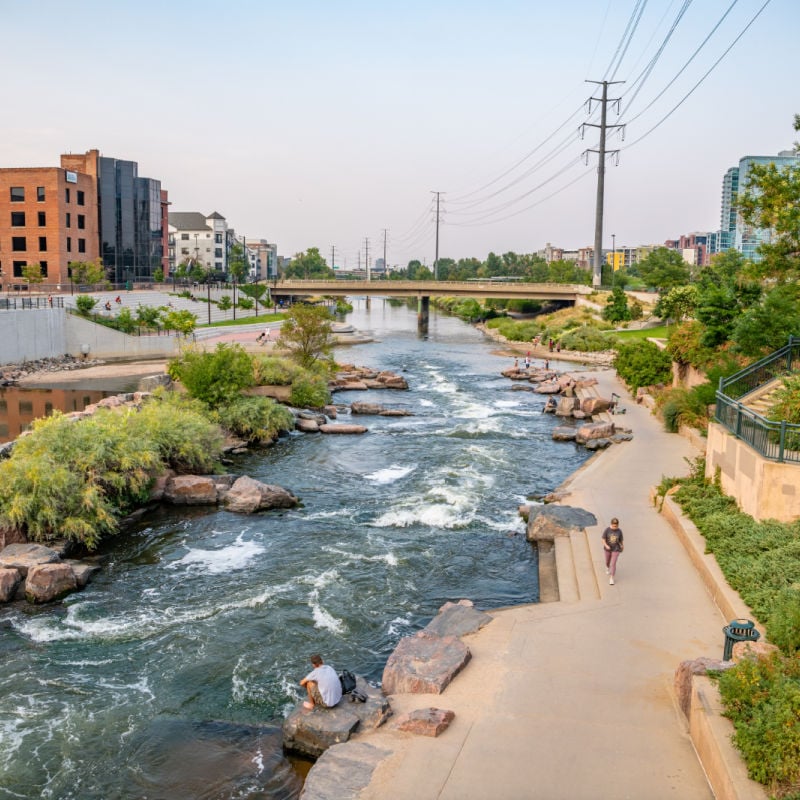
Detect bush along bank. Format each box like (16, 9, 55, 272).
(661, 460, 800, 798)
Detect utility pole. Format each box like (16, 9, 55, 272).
(583, 80, 624, 289)
(382, 228, 388, 276)
(431, 191, 443, 280)
(364, 237, 371, 281)
(330, 245, 336, 273)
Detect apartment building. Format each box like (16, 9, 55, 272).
(0, 165, 99, 288)
(168, 211, 228, 277)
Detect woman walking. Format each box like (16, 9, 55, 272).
(602, 517, 624, 585)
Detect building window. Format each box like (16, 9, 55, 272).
(66, 212, 71, 227)
(215, 262, 222, 270)
(12, 237, 26, 252)
(37, 186, 45, 201)
(38, 211, 46, 226)
(181, 248, 189, 256)
(181, 233, 189, 240)
(77, 190, 85, 206)
(11, 212, 25, 227)
(65, 188, 70, 203)
(66, 237, 71, 253)
(12, 260, 26, 277)
(40, 261, 48, 277)
(10, 187, 24, 202)
(39, 237, 47, 252)
(77, 214, 85, 229)
(215, 248, 223, 258)
(215, 233, 223, 243)
(78, 239, 86, 253)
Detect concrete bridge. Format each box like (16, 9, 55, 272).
(271, 280, 591, 331)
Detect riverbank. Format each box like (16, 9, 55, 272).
(476, 322, 616, 366)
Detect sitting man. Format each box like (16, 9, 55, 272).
(300, 654, 342, 711)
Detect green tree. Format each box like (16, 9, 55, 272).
(285, 247, 334, 279)
(70, 259, 106, 286)
(654, 284, 698, 323)
(637, 248, 691, 292)
(153, 268, 164, 283)
(21, 262, 45, 287)
(135, 305, 161, 328)
(114, 307, 136, 334)
(614, 340, 673, 392)
(602, 286, 631, 323)
(732, 283, 800, 357)
(228, 242, 250, 283)
(75, 295, 98, 316)
(737, 114, 800, 280)
(277, 304, 335, 368)
(162, 309, 197, 337)
(238, 282, 268, 312)
(217, 295, 233, 312)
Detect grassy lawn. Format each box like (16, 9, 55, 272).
(196, 312, 289, 329)
(611, 325, 671, 340)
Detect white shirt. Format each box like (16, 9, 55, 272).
(304, 664, 342, 707)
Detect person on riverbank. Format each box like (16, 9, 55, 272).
(300, 654, 342, 710)
(524, 352, 531, 370)
(602, 518, 624, 585)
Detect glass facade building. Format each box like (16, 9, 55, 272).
(97, 157, 164, 284)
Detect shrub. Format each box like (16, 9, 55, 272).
(126, 390, 224, 473)
(168, 343, 254, 407)
(767, 588, 800, 655)
(114, 307, 137, 334)
(135, 305, 161, 328)
(614, 340, 673, 392)
(558, 325, 611, 352)
(214, 396, 294, 444)
(657, 386, 713, 433)
(237, 297, 254, 311)
(334, 299, 354, 315)
(252, 355, 300, 386)
(289, 373, 331, 408)
(717, 653, 800, 793)
(75, 295, 98, 316)
(0, 411, 161, 548)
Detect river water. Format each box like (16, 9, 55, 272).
(0, 300, 590, 799)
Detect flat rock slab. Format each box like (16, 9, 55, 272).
(64, 560, 101, 588)
(301, 741, 392, 800)
(0, 543, 61, 577)
(424, 602, 492, 638)
(527, 505, 597, 542)
(576, 420, 615, 443)
(296, 418, 321, 433)
(283, 677, 391, 759)
(319, 424, 367, 434)
(382, 632, 471, 695)
(552, 426, 577, 441)
(394, 707, 455, 737)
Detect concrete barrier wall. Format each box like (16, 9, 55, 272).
(0, 309, 68, 363)
(64, 315, 180, 361)
(705, 422, 800, 523)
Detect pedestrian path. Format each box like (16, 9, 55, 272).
(359, 367, 726, 800)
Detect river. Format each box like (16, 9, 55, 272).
(0, 300, 590, 799)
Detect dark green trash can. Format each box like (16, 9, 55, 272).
(722, 619, 760, 660)
(125, 281, 132, 290)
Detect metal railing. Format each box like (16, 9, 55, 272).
(715, 336, 800, 463)
(0, 296, 65, 310)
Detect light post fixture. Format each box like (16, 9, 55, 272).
(207, 279, 211, 325)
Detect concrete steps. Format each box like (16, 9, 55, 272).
(553, 530, 601, 602)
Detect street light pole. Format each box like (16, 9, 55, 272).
(612, 233, 616, 288)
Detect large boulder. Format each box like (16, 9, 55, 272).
(350, 401, 387, 415)
(64, 559, 102, 588)
(25, 562, 78, 603)
(394, 708, 455, 737)
(223, 476, 299, 514)
(424, 600, 492, 638)
(581, 397, 612, 415)
(295, 418, 320, 433)
(382, 632, 471, 695)
(300, 742, 392, 800)
(552, 426, 577, 442)
(0, 543, 60, 577)
(0, 567, 21, 602)
(526, 505, 597, 542)
(164, 475, 218, 506)
(575, 421, 615, 444)
(534, 381, 561, 395)
(555, 397, 579, 417)
(283, 706, 361, 759)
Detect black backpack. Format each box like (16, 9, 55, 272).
(339, 670, 367, 702)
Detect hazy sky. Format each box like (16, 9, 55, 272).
(3, 0, 796, 267)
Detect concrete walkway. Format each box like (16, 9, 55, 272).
(359, 368, 727, 800)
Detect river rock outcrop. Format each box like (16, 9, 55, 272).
(382, 631, 471, 695)
(423, 599, 492, 638)
(163, 475, 219, 505)
(0, 542, 101, 604)
(331, 366, 409, 392)
(526, 505, 598, 542)
(319, 424, 368, 434)
(223, 476, 299, 513)
(575, 420, 615, 443)
(300, 741, 392, 800)
(283, 676, 391, 759)
(350, 401, 413, 416)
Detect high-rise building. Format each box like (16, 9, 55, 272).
(61, 150, 166, 284)
(718, 151, 799, 261)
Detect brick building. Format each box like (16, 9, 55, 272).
(0, 166, 99, 288)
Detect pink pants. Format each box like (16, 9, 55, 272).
(604, 549, 620, 577)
